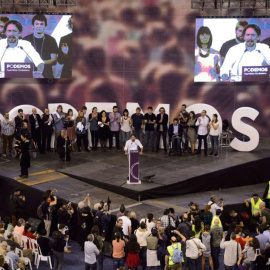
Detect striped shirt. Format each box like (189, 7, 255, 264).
(1, 118, 15, 136)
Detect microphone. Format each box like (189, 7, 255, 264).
(237, 48, 247, 77)
(0, 44, 9, 72)
(18, 46, 34, 63)
(257, 49, 270, 66)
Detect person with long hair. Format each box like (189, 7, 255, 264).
(120, 109, 131, 150)
(53, 105, 66, 150)
(194, 26, 221, 82)
(200, 205, 213, 226)
(98, 110, 110, 151)
(66, 109, 76, 151)
(3, 216, 14, 232)
(208, 113, 220, 157)
(130, 211, 139, 234)
(76, 110, 89, 152)
(140, 213, 156, 232)
(192, 216, 204, 238)
(112, 232, 125, 270)
(22, 223, 37, 249)
(19, 133, 30, 179)
(187, 111, 197, 155)
(89, 107, 99, 150)
(126, 234, 141, 270)
(243, 237, 260, 269)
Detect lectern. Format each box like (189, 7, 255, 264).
(127, 150, 141, 184)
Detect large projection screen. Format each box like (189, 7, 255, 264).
(195, 17, 270, 82)
(0, 13, 72, 79)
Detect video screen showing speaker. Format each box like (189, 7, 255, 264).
(195, 17, 270, 82)
(0, 13, 72, 79)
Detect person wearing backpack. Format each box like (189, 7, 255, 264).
(165, 235, 184, 270)
(186, 231, 206, 270)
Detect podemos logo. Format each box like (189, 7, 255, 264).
(7, 64, 31, 69)
(244, 67, 268, 72)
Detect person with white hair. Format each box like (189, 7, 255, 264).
(84, 234, 99, 270)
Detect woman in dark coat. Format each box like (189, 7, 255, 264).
(20, 133, 30, 178)
(98, 110, 110, 151)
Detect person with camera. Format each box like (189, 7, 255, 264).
(57, 203, 74, 253)
(177, 214, 192, 241)
(96, 202, 111, 240)
(50, 224, 67, 270)
(208, 195, 224, 216)
(9, 188, 26, 227)
(187, 203, 200, 223)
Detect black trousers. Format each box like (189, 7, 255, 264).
(156, 131, 167, 150)
(32, 128, 42, 152)
(77, 133, 88, 150)
(42, 133, 52, 151)
(91, 130, 98, 148)
(197, 134, 208, 154)
(109, 131, 120, 149)
(21, 166, 28, 176)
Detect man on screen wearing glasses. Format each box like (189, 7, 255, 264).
(220, 24, 270, 82)
(0, 20, 44, 78)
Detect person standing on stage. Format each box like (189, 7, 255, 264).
(143, 106, 156, 152)
(58, 16, 73, 78)
(53, 105, 66, 151)
(82, 106, 90, 151)
(179, 104, 189, 153)
(14, 109, 27, 140)
(57, 130, 71, 161)
(41, 108, 54, 153)
(156, 107, 168, 153)
(131, 107, 144, 142)
(208, 114, 220, 157)
(29, 108, 42, 154)
(65, 109, 76, 152)
(1, 112, 14, 157)
(76, 111, 89, 152)
(195, 110, 209, 156)
(0, 20, 44, 77)
(23, 14, 58, 78)
(109, 106, 121, 151)
(124, 134, 143, 156)
(89, 107, 99, 151)
(19, 133, 30, 178)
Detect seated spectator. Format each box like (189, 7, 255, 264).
(112, 232, 125, 270)
(146, 228, 160, 268)
(6, 245, 25, 270)
(84, 234, 99, 270)
(0, 254, 10, 270)
(200, 205, 213, 226)
(235, 227, 246, 250)
(0, 241, 8, 255)
(22, 223, 37, 249)
(201, 225, 214, 270)
(140, 213, 156, 232)
(0, 228, 5, 243)
(168, 118, 182, 155)
(3, 217, 14, 233)
(229, 210, 244, 228)
(37, 229, 51, 256)
(192, 216, 204, 238)
(13, 218, 25, 236)
(125, 234, 140, 270)
(129, 211, 139, 234)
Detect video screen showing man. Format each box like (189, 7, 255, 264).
(220, 24, 270, 82)
(58, 16, 73, 78)
(0, 16, 9, 39)
(23, 14, 58, 78)
(0, 20, 44, 78)
(219, 20, 248, 63)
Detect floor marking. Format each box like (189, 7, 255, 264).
(110, 202, 142, 212)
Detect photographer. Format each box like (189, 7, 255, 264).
(207, 195, 224, 216)
(77, 194, 93, 251)
(96, 202, 111, 240)
(57, 203, 74, 253)
(187, 202, 200, 222)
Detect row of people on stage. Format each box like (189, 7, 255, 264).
(0, 104, 231, 160)
(0, 14, 72, 78)
(195, 20, 270, 82)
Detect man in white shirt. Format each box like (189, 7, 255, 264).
(121, 211, 132, 238)
(124, 134, 143, 155)
(84, 234, 99, 270)
(186, 231, 206, 268)
(207, 195, 224, 216)
(195, 110, 209, 156)
(221, 24, 270, 82)
(0, 20, 44, 78)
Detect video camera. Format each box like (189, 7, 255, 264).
(100, 197, 112, 211)
(188, 201, 194, 207)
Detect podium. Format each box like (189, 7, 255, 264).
(127, 150, 141, 184)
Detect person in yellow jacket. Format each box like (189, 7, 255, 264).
(244, 193, 263, 222)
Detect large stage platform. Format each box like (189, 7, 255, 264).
(56, 138, 270, 201)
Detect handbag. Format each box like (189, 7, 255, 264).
(191, 239, 203, 258)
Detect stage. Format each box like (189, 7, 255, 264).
(1, 138, 269, 202)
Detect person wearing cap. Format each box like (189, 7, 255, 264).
(244, 193, 263, 222)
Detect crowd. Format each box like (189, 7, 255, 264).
(1, 185, 270, 270)
(0, 104, 233, 176)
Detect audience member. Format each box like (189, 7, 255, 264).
(0, 254, 9, 270)
(117, 204, 125, 219)
(160, 209, 176, 229)
(244, 193, 263, 222)
(140, 213, 156, 232)
(208, 195, 224, 216)
(3, 216, 13, 233)
(84, 234, 99, 270)
(146, 228, 160, 268)
(129, 211, 139, 234)
(229, 210, 244, 228)
(259, 201, 270, 226)
(200, 205, 213, 226)
(235, 227, 246, 250)
(201, 225, 214, 270)
(177, 213, 192, 240)
(0, 229, 5, 243)
(256, 225, 269, 251)
(120, 211, 132, 239)
(37, 229, 51, 257)
(9, 189, 26, 227)
(0, 241, 7, 255)
(112, 232, 125, 270)
(126, 234, 141, 270)
(91, 226, 104, 270)
(6, 245, 25, 270)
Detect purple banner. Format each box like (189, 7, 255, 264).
(5, 63, 33, 78)
(242, 66, 270, 82)
(128, 150, 140, 184)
